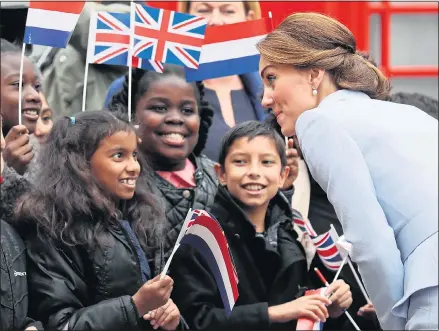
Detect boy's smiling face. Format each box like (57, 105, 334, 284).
(215, 136, 288, 210)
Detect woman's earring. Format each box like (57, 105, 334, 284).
(312, 86, 318, 96)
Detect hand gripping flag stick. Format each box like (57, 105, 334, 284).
(314, 267, 361, 330)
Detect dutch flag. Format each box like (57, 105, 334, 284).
(23, 1, 85, 48)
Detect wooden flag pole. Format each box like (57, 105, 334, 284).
(18, 43, 26, 126)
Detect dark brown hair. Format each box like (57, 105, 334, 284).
(257, 12, 390, 100)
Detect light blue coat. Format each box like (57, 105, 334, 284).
(296, 90, 438, 329)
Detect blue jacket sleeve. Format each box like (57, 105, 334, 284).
(295, 110, 406, 330)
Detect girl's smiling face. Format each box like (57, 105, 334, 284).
(1, 53, 42, 134)
(135, 75, 200, 171)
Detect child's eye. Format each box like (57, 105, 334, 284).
(223, 9, 235, 14)
(182, 107, 194, 115)
(133, 151, 138, 159)
(112, 152, 123, 159)
(263, 160, 275, 165)
(42, 116, 52, 122)
(34, 83, 41, 91)
(233, 159, 245, 165)
(148, 105, 167, 112)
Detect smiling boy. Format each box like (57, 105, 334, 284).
(171, 121, 352, 330)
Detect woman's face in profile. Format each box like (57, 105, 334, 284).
(188, 1, 254, 26)
(259, 57, 316, 136)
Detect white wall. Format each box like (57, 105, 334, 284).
(369, 1, 438, 99)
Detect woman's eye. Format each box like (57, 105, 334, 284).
(267, 75, 276, 86)
(42, 116, 52, 122)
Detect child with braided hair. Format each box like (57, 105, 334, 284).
(108, 64, 217, 259)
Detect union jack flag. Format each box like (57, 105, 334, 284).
(293, 215, 318, 238)
(311, 228, 345, 271)
(133, 4, 207, 69)
(86, 11, 164, 72)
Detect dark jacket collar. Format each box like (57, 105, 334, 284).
(211, 185, 293, 241)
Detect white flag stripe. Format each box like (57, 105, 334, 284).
(26, 8, 80, 32)
(187, 224, 235, 310)
(199, 35, 266, 64)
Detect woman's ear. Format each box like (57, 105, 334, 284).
(309, 68, 325, 89)
(214, 163, 227, 186)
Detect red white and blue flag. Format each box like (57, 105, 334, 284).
(179, 214, 239, 316)
(311, 228, 346, 271)
(86, 11, 163, 72)
(133, 4, 207, 69)
(293, 216, 318, 238)
(24, 1, 85, 48)
(185, 18, 270, 82)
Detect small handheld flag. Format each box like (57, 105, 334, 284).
(133, 4, 207, 69)
(160, 209, 239, 316)
(185, 18, 270, 82)
(24, 1, 85, 48)
(179, 215, 239, 316)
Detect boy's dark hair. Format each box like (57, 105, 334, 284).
(108, 65, 213, 156)
(15, 110, 165, 250)
(388, 92, 438, 119)
(218, 120, 287, 169)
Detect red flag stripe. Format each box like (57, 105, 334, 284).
(95, 32, 130, 45)
(29, 1, 84, 14)
(190, 216, 239, 300)
(203, 18, 270, 45)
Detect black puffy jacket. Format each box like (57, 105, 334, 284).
(147, 154, 218, 258)
(1, 220, 43, 331)
(25, 222, 184, 330)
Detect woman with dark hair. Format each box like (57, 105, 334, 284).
(258, 12, 438, 330)
(16, 111, 183, 330)
(108, 65, 217, 259)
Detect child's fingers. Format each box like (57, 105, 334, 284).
(157, 305, 176, 327)
(309, 300, 329, 320)
(160, 308, 180, 329)
(300, 309, 320, 322)
(150, 300, 171, 326)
